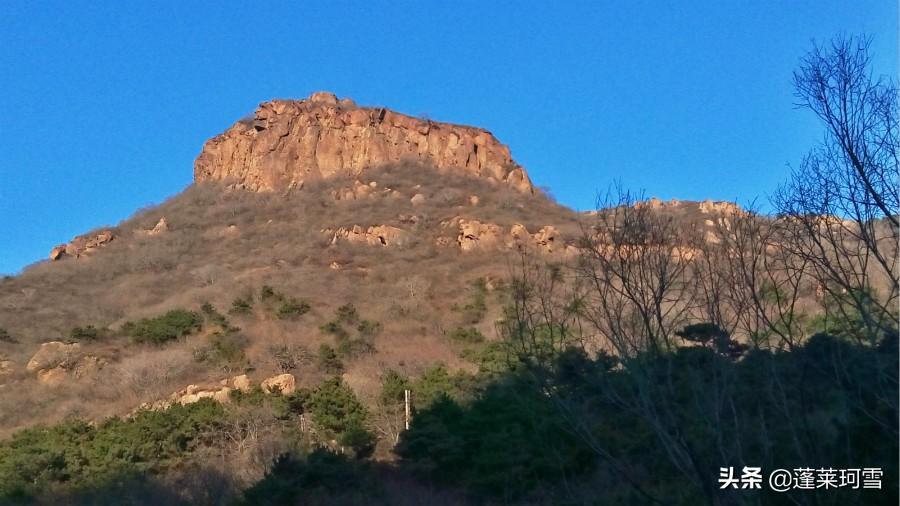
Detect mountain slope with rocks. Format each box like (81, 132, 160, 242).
(0, 93, 740, 436)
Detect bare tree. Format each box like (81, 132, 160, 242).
(574, 189, 700, 357)
(774, 34, 899, 341)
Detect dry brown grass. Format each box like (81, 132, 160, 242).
(0, 161, 584, 429)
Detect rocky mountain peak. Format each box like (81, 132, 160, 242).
(194, 91, 532, 193)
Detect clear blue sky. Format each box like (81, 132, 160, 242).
(1, 1, 897, 275)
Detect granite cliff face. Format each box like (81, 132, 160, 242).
(194, 92, 532, 192)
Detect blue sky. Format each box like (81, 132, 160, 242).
(0, 1, 897, 275)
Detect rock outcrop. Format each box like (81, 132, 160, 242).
(633, 198, 744, 216)
(439, 218, 566, 254)
(136, 217, 169, 236)
(327, 225, 412, 247)
(25, 342, 106, 385)
(698, 200, 743, 215)
(0, 358, 13, 378)
(50, 229, 115, 261)
(194, 92, 532, 193)
(173, 384, 233, 406)
(136, 373, 298, 414)
(261, 373, 296, 395)
(26, 342, 82, 373)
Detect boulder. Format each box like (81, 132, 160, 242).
(213, 387, 233, 403)
(26, 342, 81, 373)
(261, 373, 296, 395)
(231, 374, 252, 392)
(173, 383, 233, 405)
(457, 220, 505, 251)
(49, 244, 67, 260)
(410, 193, 426, 206)
(148, 217, 168, 235)
(37, 367, 68, 386)
(533, 226, 559, 253)
(0, 359, 14, 377)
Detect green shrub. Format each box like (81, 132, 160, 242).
(338, 422, 375, 457)
(412, 364, 471, 410)
(320, 320, 349, 340)
(379, 369, 410, 405)
(193, 332, 249, 371)
(276, 298, 310, 320)
(229, 296, 253, 315)
(308, 378, 367, 435)
(322, 314, 380, 359)
(124, 309, 202, 345)
(460, 341, 514, 377)
(448, 326, 485, 344)
(0, 328, 17, 344)
(335, 304, 359, 324)
(200, 302, 229, 329)
(457, 279, 488, 324)
(397, 380, 592, 498)
(317, 344, 343, 374)
(69, 325, 102, 341)
(260, 285, 281, 303)
(676, 322, 747, 359)
(355, 320, 381, 339)
(335, 334, 376, 359)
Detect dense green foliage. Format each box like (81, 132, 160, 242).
(123, 309, 202, 345)
(378, 369, 410, 405)
(396, 332, 899, 504)
(398, 380, 594, 498)
(1, 331, 895, 505)
(0, 400, 224, 501)
(306, 377, 374, 456)
(410, 364, 471, 410)
(238, 450, 381, 506)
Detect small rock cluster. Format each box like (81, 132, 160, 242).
(440, 218, 568, 254)
(326, 225, 412, 247)
(49, 230, 115, 261)
(634, 197, 744, 216)
(135, 217, 169, 236)
(139, 373, 297, 412)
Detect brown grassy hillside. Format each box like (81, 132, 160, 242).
(0, 161, 582, 433)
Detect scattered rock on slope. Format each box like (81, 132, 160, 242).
(49, 230, 115, 260)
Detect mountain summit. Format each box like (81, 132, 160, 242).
(194, 91, 533, 193)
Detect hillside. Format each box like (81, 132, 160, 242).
(1, 90, 895, 505)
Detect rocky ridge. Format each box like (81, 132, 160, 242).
(194, 92, 532, 193)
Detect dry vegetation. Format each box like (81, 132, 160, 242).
(0, 161, 582, 432)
